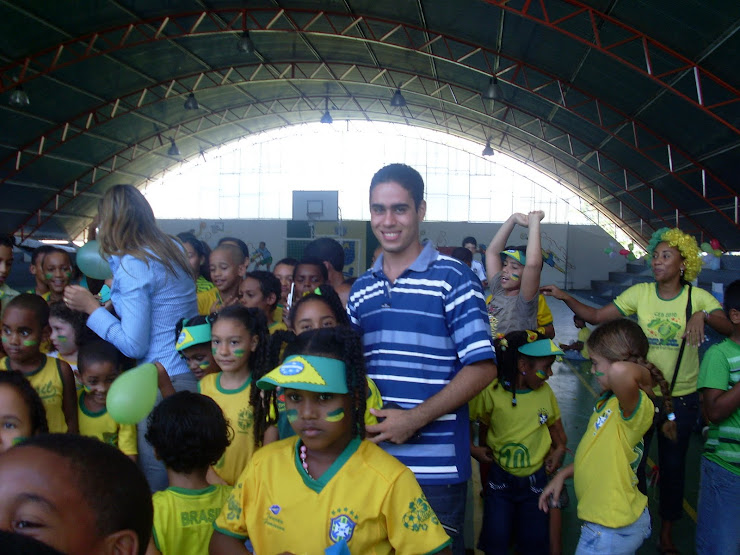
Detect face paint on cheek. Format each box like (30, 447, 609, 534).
(1, 336, 7, 343)
(45, 273, 53, 280)
(56, 335, 68, 343)
(535, 370, 547, 380)
(233, 349, 245, 358)
(198, 361, 210, 370)
(22, 339, 38, 347)
(12, 437, 27, 446)
(593, 371, 606, 377)
(212, 348, 217, 355)
(285, 409, 299, 423)
(83, 384, 92, 393)
(324, 407, 345, 422)
(510, 273, 521, 282)
(65, 271, 72, 279)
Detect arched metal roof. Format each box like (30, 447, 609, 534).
(1, 1, 738, 247)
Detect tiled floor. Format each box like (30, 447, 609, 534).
(468, 295, 701, 554)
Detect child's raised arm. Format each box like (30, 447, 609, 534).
(608, 361, 644, 418)
(154, 362, 176, 398)
(59, 359, 79, 433)
(520, 210, 544, 302)
(485, 213, 527, 281)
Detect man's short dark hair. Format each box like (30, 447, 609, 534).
(462, 236, 477, 247)
(724, 280, 740, 316)
(145, 391, 231, 474)
(370, 163, 424, 210)
(303, 238, 345, 272)
(18, 434, 152, 555)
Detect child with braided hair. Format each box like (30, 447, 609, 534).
(469, 330, 567, 554)
(211, 327, 451, 554)
(539, 318, 676, 554)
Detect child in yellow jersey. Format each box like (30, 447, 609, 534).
(77, 340, 137, 460)
(239, 271, 286, 335)
(145, 391, 232, 555)
(210, 327, 452, 554)
(267, 285, 383, 440)
(469, 330, 567, 554)
(0, 294, 77, 433)
(540, 319, 677, 554)
(198, 305, 274, 485)
(0, 370, 48, 453)
(197, 244, 246, 315)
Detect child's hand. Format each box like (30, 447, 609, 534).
(511, 213, 529, 226)
(540, 284, 567, 300)
(471, 445, 494, 464)
(528, 210, 545, 224)
(538, 477, 564, 513)
(545, 446, 565, 473)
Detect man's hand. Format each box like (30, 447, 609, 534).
(366, 407, 425, 444)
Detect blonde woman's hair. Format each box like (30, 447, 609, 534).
(97, 184, 193, 278)
(587, 318, 676, 440)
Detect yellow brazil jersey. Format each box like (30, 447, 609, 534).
(1, 355, 67, 433)
(197, 288, 221, 316)
(574, 390, 654, 528)
(198, 373, 256, 485)
(213, 437, 451, 554)
(613, 283, 722, 397)
(273, 304, 284, 326)
(153, 485, 232, 555)
(78, 391, 137, 455)
(537, 294, 553, 328)
(268, 321, 288, 335)
(577, 326, 591, 359)
(469, 380, 561, 477)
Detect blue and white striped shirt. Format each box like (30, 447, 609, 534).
(87, 250, 197, 377)
(348, 241, 495, 484)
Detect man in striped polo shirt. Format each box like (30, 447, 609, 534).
(348, 163, 497, 554)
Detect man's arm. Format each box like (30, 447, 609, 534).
(367, 360, 497, 444)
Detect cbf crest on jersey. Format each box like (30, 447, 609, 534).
(329, 508, 358, 544)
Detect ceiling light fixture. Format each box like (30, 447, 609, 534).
(390, 87, 407, 107)
(320, 97, 333, 124)
(9, 86, 30, 108)
(167, 138, 180, 157)
(184, 92, 199, 110)
(482, 139, 494, 157)
(237, 31, 255, 54)
(482, 76, 504, 101)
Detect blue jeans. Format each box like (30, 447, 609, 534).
(137, 371, 198, 492)
(696, 457, 740, 554)
(479, 463, 549, 554)
(420, 482, 467, 555)
(575, 507, 651, 554)
(637, 391, 700, 521)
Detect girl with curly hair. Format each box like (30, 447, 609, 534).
(541, 227, 731, 551)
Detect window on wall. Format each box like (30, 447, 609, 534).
(143, 121, 614, 231)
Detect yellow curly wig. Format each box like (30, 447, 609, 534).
(648, 227, 702, 282)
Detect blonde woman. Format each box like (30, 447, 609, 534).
(64, 184, 197, 491)
(541, 228, 731, 552)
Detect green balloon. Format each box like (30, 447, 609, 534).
(106, 363, 158, 424)
(76, 240, 112, 280)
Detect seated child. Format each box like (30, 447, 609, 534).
(484, 211, 545, 336)
(48, 301, 91, 380)
(145, 391, 232, 555)
(559, 315, 591, 360)
(175, 316, 220, 381)
(696, 279, 740, 554)
(77, 340, 137, 460)
(0, 294, 78, 433)
(239, 271, 285, 334)
(0, 370, 48, 453)
(210, 327, 451, 554)
(198, 244, 246, 315)
(40, 248, 73, 304)
(540, 319, 676, 554)
(0, 433, 152, 555)
(469, 330, 566, 554)
(198, 305, 273, 485)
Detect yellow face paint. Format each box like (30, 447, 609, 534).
(535, 370, 547, 380)
(510, 273, 521, 281)
(198, 361, 210, 370)
(324, 407, 345, 422)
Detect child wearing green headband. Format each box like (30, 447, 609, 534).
(211, 327, 452, 554)
(469, 329, 566, 554)
(484, 211, 546, 337)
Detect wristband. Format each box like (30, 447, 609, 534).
(702, 310, 709, 321)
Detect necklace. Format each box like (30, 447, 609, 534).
(299, 444, 315, 479)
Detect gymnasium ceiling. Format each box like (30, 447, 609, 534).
(1, 1, 738, 248)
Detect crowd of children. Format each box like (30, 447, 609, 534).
(0, 221, 737, 555)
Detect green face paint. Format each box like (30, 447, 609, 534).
(22, 339, 38, 347)
(593, 371, 605, 377)
(64, 271, 72, 278)
(12, 437, 27, 446)
(83, 383, 92, 393)
(535, 370, 547, 380)
(44, 273, 53, 280)
(212, 347, 217, 355)
(198, 361, 210, 370)
(510, 273, 521, 281)
(285, 409, 299, 423)
(233, 349, 246, 358)
(56, 335, 68, 343)
(1, 336, 7, 343)
(324, 407, 345, 423)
